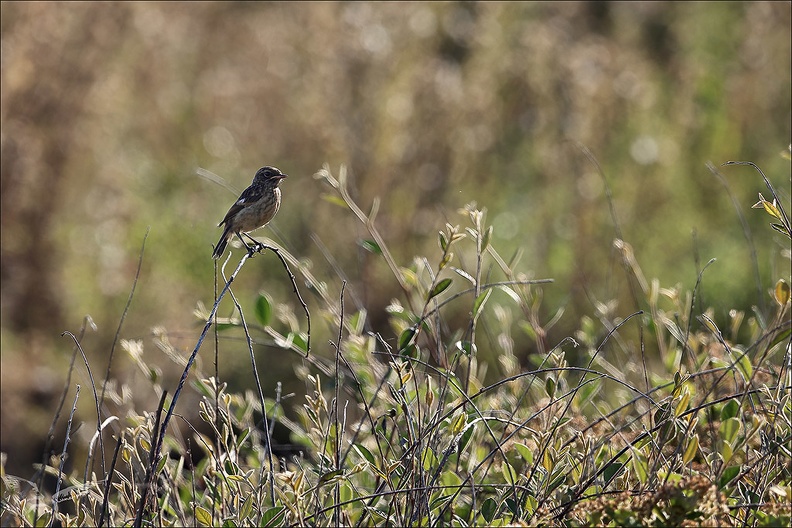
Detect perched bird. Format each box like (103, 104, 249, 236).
(212, 166, 287, 259)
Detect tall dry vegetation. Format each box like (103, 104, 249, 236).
(1, 1, 790, 506)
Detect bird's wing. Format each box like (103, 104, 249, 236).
(217, 184, 265, 227)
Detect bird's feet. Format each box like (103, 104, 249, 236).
(245, 241, 265, 257)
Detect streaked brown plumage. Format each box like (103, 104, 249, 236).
(212, 166, 287, 259)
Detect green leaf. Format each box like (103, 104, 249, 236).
(239, 495, 253, 520)
(358, 239, 382, 255)
(439, 231, 448, 252)
(674, 390, 690, 418)
(429, 494, 454, 512)
(399, 344, 418, 359)
(340, 481, 354, 505)
(421, 446, 438, 471)
(719, 417, 741, 444)
(632, 451, 648, 484)
(353, 443, 376, 465)
(683, 434, 699, 465)
(255, 293, 272, 326)
(576, 378, 601, 406)
(287, 332, 309, 353)
(349, 309, 367, 335)
(260, 506, 286, 527)
(236, 428, 251, 449)
(480, 497, 497, 523)
(193, 378, 215, 398)
(451, 412, 467, 435)
(428, 278, 453, 300)
(720, 399, 739, 421)
(501, 460, 517, 484)
(455, 340, 475, 356)
(481, 225, 493, 251)
(514, 443, 534, 465)
(770, 327, 791, 348)
(503, 500, 524, 516)
(439, 251, 453, 270)
(195, 505, 212, 526)
(525, 495, 538, 516)
(771, 223, 791, 237)
(321, 193, 349, 208)
(473, 289, 492, 321)
(458, 422, 475, 453)
(719, 466, 740, 488)
(398, 327, 416, 350)
(603, 462, 624, 484)
(442, 470, 462, 488)
(545, 376, 556, 398)
(318, 469, 344, 485)
(735, 350, 753, 381)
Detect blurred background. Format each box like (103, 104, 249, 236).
(1, 2, 790, 479)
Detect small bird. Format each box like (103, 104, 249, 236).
(212, 166, 287, 259)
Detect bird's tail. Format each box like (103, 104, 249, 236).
(212, 227, 232, 259)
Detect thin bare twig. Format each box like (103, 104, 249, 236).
(61, 331, 107, 485)
(226, 283, 276, 509)
(133, 391, 167, 528)
(100, 227, 149, 410)
(51, 385, 80, 528)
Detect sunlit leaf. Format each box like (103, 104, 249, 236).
(321, 194, 349, 208)
(501, 460, 517, 484)
(674, 390, 690, 418)
(195, 505, 212, 526)
(683, 434, 699, 465)
(514, 443, 534, 465)
(451, 412, 466, 435)
(451, 267, 475, 285)
(421, 446, 438, 471)
(774, 279, 790, 306)
(735, 350, 753, 381)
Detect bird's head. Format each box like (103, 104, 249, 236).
(254, 166, 287, 184)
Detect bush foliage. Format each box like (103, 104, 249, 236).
(2, 163, 789, 527)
